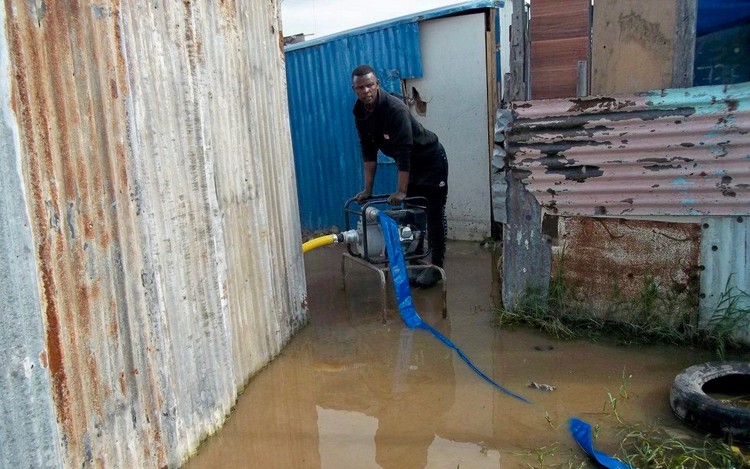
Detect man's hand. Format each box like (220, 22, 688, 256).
(387, 191, 406, 206)
(356, 190, 372, 203)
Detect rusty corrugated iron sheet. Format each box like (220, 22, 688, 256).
(506, 81, 750, 217)
(556, 217, 702, 321)
(1, 1, 305, 467)
(0, 4, 62, 465)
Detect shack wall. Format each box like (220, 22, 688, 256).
(499, 82, 750, 344)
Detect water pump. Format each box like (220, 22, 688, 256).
(300, 194, 446, 323)
(341, 195, 429, 264)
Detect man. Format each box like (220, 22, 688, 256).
(351, 64, 448, 288)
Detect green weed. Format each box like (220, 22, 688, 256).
(493, 258, 750, 357)
(619, 426, 748, 468)
(703, 277, 750, 359)
(532, 379, 749, 468)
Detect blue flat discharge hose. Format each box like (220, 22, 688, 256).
(378, 212, 530, 404)
(377, 212, 632, 468)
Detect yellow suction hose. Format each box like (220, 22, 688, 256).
(302, 234, 337, 253)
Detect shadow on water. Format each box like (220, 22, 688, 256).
(184, 241, 747, 468)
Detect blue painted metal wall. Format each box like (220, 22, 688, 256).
(285, 25, 423, 230)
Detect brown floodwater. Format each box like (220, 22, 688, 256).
(184, 241, 747, 468)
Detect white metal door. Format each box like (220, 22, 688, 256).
(405, 13, 491, 241)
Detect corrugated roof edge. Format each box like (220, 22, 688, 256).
(285, 0, 503, 52)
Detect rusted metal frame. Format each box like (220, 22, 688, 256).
(341, 253, 448, 323)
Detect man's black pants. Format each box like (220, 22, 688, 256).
(407, 183, 448, 267)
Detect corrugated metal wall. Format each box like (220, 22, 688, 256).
(700, 216, 750, 344)
(498, 81, 750, 343)
(506, 82, 750, 216)
(0, 1, 306, 467)
(0, 4, 62, 466)
(285, 25, 423, 230)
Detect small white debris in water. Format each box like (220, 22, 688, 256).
(528, 381, 556, 392)
(409, 365, 418, 370)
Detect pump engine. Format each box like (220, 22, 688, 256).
(340, 195, 430, 264)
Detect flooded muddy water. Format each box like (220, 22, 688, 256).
(184, 241, 746, 468)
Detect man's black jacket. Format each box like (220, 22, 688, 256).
(353, 90, 446, 187)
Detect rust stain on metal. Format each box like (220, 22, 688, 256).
(183, 1, 205, 67)
(567, 96, 636, 113)
(506, 84, 750, 216)
(219, 0, 237, 29)
(5, 0, 73, 431)
(112, 6, 129, 101)
(119, 372, 126, 396)
(557, 217, 701, 318)
(109, 304, 119, 339)
(5, 0, 141, 461)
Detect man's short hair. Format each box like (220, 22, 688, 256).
(352, 64, 377, 78)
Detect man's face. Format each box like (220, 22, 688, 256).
(352, 73, 379, 107)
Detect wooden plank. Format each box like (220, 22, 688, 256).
(531, 0, 590, 42)
(591, 0, 678, 94)
(672, 0, 697, 87)
(531, 37, 589, 99)
(506, 0, 528, 101)
(531, 68, 579, 100)
(532, 0, 590, 17)
(529, 0, 590, 99)
(531, 37, 589, 64)
(531, 10, 590, 42)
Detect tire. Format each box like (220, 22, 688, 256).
(670, 361, 750, 443)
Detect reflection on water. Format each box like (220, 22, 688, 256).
(317, 407, 379, 468)
(184, 242, 741, 469)
(427, 436, 501, 468)
(315, 407, 502, 469)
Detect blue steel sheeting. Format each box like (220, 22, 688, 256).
(286, 25, 422, 230)
(286, 1, 500, 231)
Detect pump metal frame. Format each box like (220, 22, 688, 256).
(341, 195, 447, 324)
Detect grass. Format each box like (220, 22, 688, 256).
(618, 427, 749, 468)
(517, 370, 749, 469)
(704, 279, 750, 358)
(501, 257, 750, 467)
(493, 255, 750, 358)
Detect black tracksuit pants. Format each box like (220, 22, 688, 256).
(407, 183, 448, 267)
